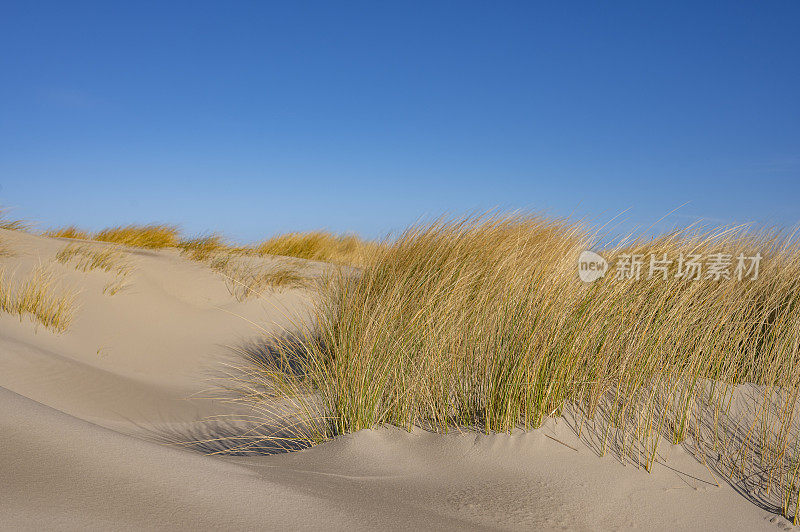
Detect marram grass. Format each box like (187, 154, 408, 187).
(178, 239, 309, 300)
(254, 231, 380, 267)
(0, 208, 31, 231)
(44, 224, 178, 248)
(178, 234, 229, 261)
(55, 244, 134, 296)
(45, 225, 92, 240)
(0, 266, 78, 332)
(44, 224, 378, 268)
(255, 212, 800, 522)
(94, 224, 180, 249)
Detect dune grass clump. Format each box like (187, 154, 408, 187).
(262, 267, 307, 289)
(221, 263, 308, 300)
(56, 244, 130, 273)
(0, 266, 78, 332)
(298, 215, 800, 437)
(45, 223, 179, 249)
(258, 212, 800, 521)
(179, 235, 308, 300)
(293, 214, 594, 434)
(211, 257, 307, 300)
(0, 208, 31, 231)
(55, 244, 134, 295)
(178, 234, 229, 261)
(254, 231, 379, 266)
(44, 226, 91, 240)
(94, 224, 180, 249)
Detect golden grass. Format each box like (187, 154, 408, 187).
(94, 224, 180, 249)
(178, 236, 309, 300)
(253, 212, 800, 521)
(178, 234, 228, 261)
(215, 258, 306, 300)
(0, 237, 11, 257)
(220, 262, 308, 300)
(39, 224, 380, 269)
(0, 266, 78, 332)
(44, 226, 91, 240)
(254, 231, 380, 266)
(263, 267, 307, 289)
(0, 208, 31, 231)
(55, 244, 134, 296)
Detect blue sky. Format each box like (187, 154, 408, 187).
(1, 2, 798, 242)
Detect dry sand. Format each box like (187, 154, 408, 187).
(0, 228, 793, 530)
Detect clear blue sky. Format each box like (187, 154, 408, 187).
(1, 2, 798, 242)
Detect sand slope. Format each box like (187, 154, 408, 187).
(0, 229, 792, 530)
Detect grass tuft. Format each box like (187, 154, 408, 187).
(178, 234, 310, 300)
(0, 237, 11, 257)
(0, 266, 78, 332)
(94, 224, 180, 249)
(178, 234, 229, 261)
(45, 226, 91, 240)
(55, 244, 134, 296)
(254, 231, 379, 266)
(0, 208, 31, 231)
(253, 212, 800, 520)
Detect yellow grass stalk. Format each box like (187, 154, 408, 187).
(94, 224, 180, 249)
(0, 266, 78, 332)
(44, 225, 91, 240)
(179, 235, 309, 300)
(254, 231, 380, 266)
(251, 212, 800, 519)
(55, 244, 134, 296)
(0, 208, 31, 231)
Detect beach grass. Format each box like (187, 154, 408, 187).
(254, 231, 379, 266)
(44, 226, 92, 240)
(0, 237, 10, 257)
(45, 225, 378, 268)
(257, 212, 800, 521)
(179, 240, 309, 300)
(94, 224, 180, 249)
(178, 234, 230, 261)
(55, 244, 134, 296)
(0, 266, 78, 332)
(0, 208, 31, 231)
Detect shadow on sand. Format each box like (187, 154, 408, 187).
(151, 333, 326, 456)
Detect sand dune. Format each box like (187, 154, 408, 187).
(0, 228, 791, 530)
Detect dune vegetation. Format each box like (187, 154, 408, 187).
(94, 224, 181, 249)
(178, 235, 308, 300)
(44, 225, 92, 240)
(253, 231, 381, 267)
(241, 212, 800, 522)
(45, 224, 378, 268)
(0, 227, 77, 331)
(47, 223, 180, 249)
(0, 237, 10, 257)
(177, 234, 231, 261)
(55, 244, 134, 296)
(0, 266, 78, 333)
(0, 208, 30, 232)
